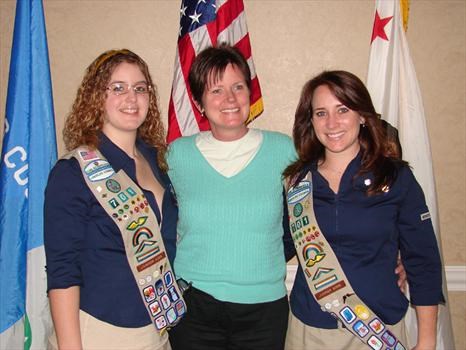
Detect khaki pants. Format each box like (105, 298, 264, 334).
(48, 310, 171, 350)
(285, 311, 408, 350)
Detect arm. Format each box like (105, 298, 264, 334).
(413, 305, 438, 350)
(282, 188, 296, 262)
(49, 287, 82, 350)
(397, 168, 443, 349)
(44, 159, 89, 350)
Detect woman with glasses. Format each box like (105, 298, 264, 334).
(44, 49, 179, 350)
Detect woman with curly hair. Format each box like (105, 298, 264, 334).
(283, 70, 444, 350)
(44, 49, 180, 350)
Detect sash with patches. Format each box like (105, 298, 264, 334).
(65, 147, 186, 334)
(286, 172, 407, 350)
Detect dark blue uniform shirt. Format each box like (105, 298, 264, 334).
(289, 154, 444, 328)
(44, 134, 177, 327)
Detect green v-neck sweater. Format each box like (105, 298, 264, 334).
(168, 130, 296, 303)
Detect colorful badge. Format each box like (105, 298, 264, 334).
(161, 294, 171, 309)
(354, 304, 371, 320)
(106, 179, 121, 193)
(287, 181, 311, 204)
(353, 320, 369, 338)
(164, 271, 174, 287)
(368, 318, 385, 334)
(367, 335, 383, 350)
(381, 330, 396, 347)
(84, 159, 114, 182)
(293, 203, 303, 217)
(148, 301, 162, 316)
(143, 285, 156, 303)
(339, 306, 356, 323)
(168, 286, 180, 302)
(166, 308, 177, 324)
(154, 315, 167, 330)
(175, 300, 186, 317)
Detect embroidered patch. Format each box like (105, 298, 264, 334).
(312, 267, 334, 281)
(106, 179, 121, 193)
(339, 306, 356, 323)
(420, 212, 431, 221)
(168, 286, 180, 302)
(84, 159, 114, 182)
(353, 320, 369, 337)
(354, 304, 371, 320)
(381, 330, 397, 347)
(315, 280, 346, 300)
(154, 315, 167, 330)
(143, 285, 156, 303)
(175, 300, 186, 317)
(368, 318, 385, 334)
(78, 150, 99, 161)
(287, 181, 311, 204)
(314, 275, 338, 290)
(149, 301, 162, 316)
(395, 341, 406, 350)
(293, 203, 304, 217)
(166, 307, 177, 324)
(302, 243, 326, 267)
(367, 335, 383, 350)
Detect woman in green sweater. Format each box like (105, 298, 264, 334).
(167, 44, 296, 350)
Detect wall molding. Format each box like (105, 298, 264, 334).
(285, 265, 466, 293)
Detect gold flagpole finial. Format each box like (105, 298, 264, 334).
(400, 0, 410, 32)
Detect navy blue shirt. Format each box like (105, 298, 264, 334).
(44, 134, 177, 327)
(289, 154, 444, 328)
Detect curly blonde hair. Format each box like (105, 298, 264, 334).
(63, 49, 168, 171)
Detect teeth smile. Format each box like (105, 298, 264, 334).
(221, 108, 240, 113)
(327, 132, 344, 139)
(121, 108, 138, 113)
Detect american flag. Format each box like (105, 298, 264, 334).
(167, 0, 264, 143)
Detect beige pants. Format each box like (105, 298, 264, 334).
(48, 310, 171, 350)
(285, 311, 408, 350)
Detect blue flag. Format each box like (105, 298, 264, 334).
(0, 0, 56, 349)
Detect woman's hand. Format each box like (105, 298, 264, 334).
(395, 256, 407, 293)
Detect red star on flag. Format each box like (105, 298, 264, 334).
(371, 10, 393, 43)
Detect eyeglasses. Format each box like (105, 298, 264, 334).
(106, 82, 151, 96)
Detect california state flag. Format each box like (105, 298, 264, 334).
(366, 0, 455, 349)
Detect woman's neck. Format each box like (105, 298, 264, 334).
(102, 130, 139, 158)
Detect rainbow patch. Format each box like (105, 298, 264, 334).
(302, 243, 326, 267)
(133, 227, 154, 247)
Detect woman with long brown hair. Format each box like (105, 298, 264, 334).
(284, 70, 443, 350)
(44, 49, 182, 349)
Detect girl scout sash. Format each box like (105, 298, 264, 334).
(286, 172, 407, 350)
(66, 147, 186, 334)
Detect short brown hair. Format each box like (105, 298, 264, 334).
(188, 44, 251, 107)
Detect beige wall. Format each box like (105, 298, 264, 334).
(1, 0, 465, 348)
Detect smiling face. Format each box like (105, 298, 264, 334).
(102, 62, 149, 138)
(198, 63, 250, 141)
(311, 84, 364, 159)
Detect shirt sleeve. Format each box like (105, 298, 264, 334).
(397, 167, 445, 305)
(44, 158, 91, 291)
(282, 188, 296, 262)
